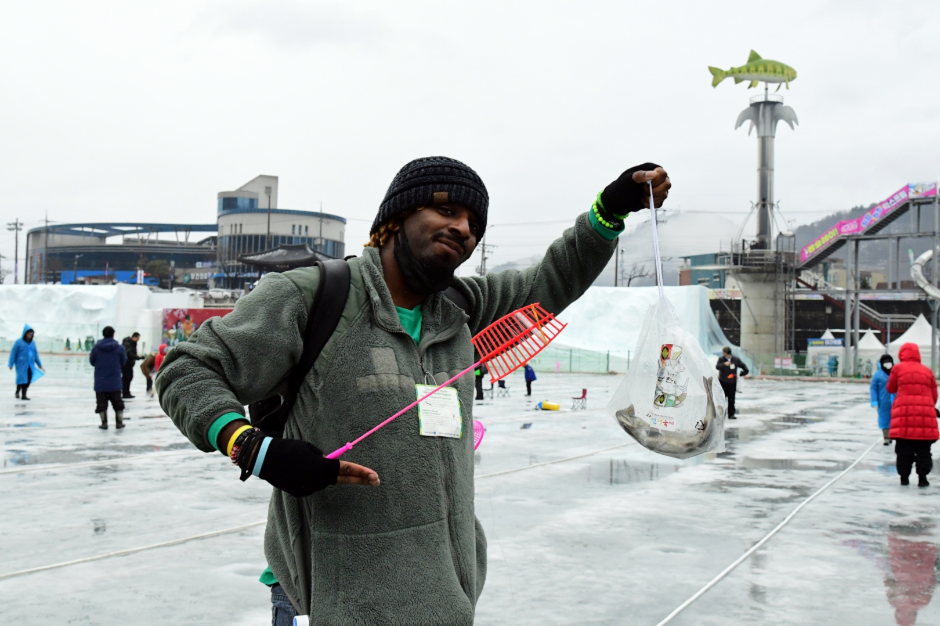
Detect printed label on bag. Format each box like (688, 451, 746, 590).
(654, 343, 688, 408)
(646, 410, 677, 431)
(416, 384, 462, 438)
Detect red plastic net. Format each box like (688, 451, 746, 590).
(471, 303, 566, 383)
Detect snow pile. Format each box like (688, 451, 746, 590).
(0, 285, 199, 353)
(556, 285, 749, 368)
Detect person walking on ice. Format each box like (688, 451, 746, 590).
(90, 326, 128, 429)
(8, 324, 43, 400)
(121, 332, 141, 399)
(870, 354, 895, 445)
(524, 362, 537, 396)
(716, 346, 748, 419)
(886, 343, 938, 487)
(140, 351, 157, 398)
(157, 156, 671, 624)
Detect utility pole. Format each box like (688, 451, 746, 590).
(614, 246, 619, 286)
(475, 235, 495, 276)
(319, 201, 324, 255)
(43, 212, 50, 284)
(265, 186, 273, 251)
(6, 218, 21, 284)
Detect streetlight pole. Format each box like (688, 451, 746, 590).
(6, 218, 21, 284)
(73, 254, 84, 285)
(265, 186, 273, 251)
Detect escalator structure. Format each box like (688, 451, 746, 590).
(796, 271, 917, 337)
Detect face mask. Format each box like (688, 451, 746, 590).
(393, 224, 456, 295)
(882, 363, 892, 371)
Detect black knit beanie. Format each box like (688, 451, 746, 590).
(371, 156, 489, 237)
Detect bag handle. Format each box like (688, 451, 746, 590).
(648, 181, 677, 324)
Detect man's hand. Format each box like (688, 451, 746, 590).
(631, 167, 671, 208)
(338, 461, 380, 486)
(600, 162, 671, 217)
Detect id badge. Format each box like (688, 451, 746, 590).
(416, 384, 462, 439)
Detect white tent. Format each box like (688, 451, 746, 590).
(889, 314, 935, 362)
(821, 329, 835, 339)
(856, 329, 886, 378)
(555, 285, 752, 370)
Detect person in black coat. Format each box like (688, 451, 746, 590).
(90, 326, 128, 429)
(121, 332, 140, 398)
(715, 346, 749, 419)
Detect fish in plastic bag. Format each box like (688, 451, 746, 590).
(605, 181, 726, 459)
(606, 298, 726, 459)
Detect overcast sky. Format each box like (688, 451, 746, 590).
(1, 0, 938, 282)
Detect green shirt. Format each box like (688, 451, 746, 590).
(395, 304, 423, 346)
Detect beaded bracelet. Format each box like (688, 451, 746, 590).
(229, 427, 256, 464)
(226, 424, 254, 458)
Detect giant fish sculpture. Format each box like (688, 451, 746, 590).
(709, 50, 797, 91)
(614, 376, 724, 459)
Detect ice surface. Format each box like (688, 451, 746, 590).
(1, 358, 938, 625)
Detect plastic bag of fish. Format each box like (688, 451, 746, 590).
(605, 298, 727, 459)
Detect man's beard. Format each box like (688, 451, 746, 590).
(393, 226, 459, 295)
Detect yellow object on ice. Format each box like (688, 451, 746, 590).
(539, 401, 560, 411)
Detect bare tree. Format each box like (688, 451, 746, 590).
(624, 262, 653, 287)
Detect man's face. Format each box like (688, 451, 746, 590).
(723, 351, 731, 359)
(394, 205, 480, 272)
(132, 336, 140, 343)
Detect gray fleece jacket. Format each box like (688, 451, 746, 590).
(156, 212, 615, 625)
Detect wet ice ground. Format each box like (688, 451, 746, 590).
(1, 357, 938, 625)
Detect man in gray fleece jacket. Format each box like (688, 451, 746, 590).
(156, 156, 670, 625)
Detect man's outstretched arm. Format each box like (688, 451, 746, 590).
(455, 165, 671, 334)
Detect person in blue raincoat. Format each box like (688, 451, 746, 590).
(871, 354, 896, 445)
(8, 324, 44, 400)
(524, 362, 537, 397)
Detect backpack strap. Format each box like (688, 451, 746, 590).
(254, 258, 351, 435)
(284, 258, 352, 413)
(443, 285, 471, 318)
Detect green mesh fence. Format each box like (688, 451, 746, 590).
(526, 343, 629, 374)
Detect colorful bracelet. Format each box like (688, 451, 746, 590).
(226, 424, 254, 457)
(229, 427, 257, 464)
(593, 191, 630, 227)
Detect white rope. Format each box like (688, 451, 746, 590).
(654, 437, 880, 626)
(476, 443, 635, 479)
(0, 449, 201, 475)
(0, 520, 266, 581)
(648, 181, 666, 304)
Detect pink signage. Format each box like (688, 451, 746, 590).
(800, 183, 937, 263)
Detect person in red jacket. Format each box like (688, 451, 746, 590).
(154, 344, 168, 372)
(886, 343, 939, 487)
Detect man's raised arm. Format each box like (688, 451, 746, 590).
(456, 164, 671, 333)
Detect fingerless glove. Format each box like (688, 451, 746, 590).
(236, 432, 340, 497)
(599, 162, 662, 220)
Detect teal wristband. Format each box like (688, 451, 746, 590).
(589, 207, 624, 241)
(252, 437, 272, 478)
(207, 412, 248, 453)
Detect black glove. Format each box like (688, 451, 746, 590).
(239, 435, 340, 497)
(599, 162, 662, 220)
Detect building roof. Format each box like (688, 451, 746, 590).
(216, 207, 347, 222)
(238, 244, 332, 271)
(27, 222, 217, 237)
